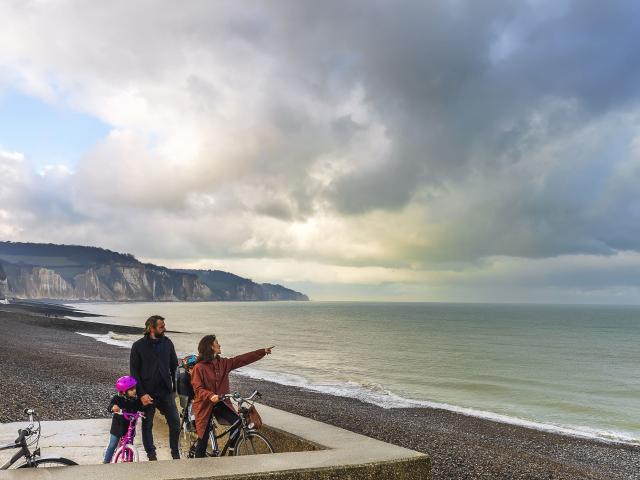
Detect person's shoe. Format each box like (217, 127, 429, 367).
(148, 454, 157, 461)
(171, 453, 180, 460)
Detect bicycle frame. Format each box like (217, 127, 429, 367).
(0, 439, 32, 469)
(1, 442, 68, 470)
(110, 411, 143, 463)
(1, 409, 76, 469)
(207, 417, 243, 457)
(120, 412, 142, 446)
(180, 400, 195, 429)
(207, 394, 258, 456)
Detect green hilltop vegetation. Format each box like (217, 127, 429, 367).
(0, 241, 308, 302)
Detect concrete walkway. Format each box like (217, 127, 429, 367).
(0, 404, 430, 479)
(0, 416, 171, 466)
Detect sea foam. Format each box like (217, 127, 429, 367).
(235, 366, 640, 446)
(76, 331, 135, 348)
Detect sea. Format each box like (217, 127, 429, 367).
(68, 301, 640, 445)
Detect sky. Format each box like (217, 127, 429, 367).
(1, 0, 640, 303)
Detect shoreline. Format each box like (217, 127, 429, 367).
(233, 370, 638, 447)
(0, 311, 637, 479)
(230, 374, 640, 480)
(0, 299, 104, 318)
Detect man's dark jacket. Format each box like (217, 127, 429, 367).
(130, 335, 178, 397)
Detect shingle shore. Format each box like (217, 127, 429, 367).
(0, 310, 637, 479)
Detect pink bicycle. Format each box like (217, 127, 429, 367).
(110, 411, 144, 463)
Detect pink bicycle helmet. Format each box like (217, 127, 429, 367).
(115, 375, 137, 393)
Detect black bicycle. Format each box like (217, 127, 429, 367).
(178, 395, 198, 458)
(0, 408, 78, 469)
(179, 390, 274, 458)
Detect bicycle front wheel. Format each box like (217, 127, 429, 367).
(233, 431, 274, 456)
(17, 458, 77, 468)
(111, 445, 138, 463)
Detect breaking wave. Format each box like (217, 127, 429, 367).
(236, 366, 640, 446)
(76, 331, 135, 348)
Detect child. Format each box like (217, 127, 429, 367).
(103, 375, 144, 463)
(177, 354, 198, 431)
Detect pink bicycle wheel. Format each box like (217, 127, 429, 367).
(114, 448, 125, 463)
(112, 449, 123, 463)
(112, 445, 136, 463)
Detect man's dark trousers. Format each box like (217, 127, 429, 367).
(131, 334, 179, 459)
(141, 392, 181, 458)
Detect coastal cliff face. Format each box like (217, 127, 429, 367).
(1, 263, 212, 301)
(0, 242, 308, 302)
(0, 263, 9, 298)
(176, 269, 309, 302)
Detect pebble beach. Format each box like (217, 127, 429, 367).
(0, 308, 638, 479)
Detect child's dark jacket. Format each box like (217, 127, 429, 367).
(108, 394, 144, 437)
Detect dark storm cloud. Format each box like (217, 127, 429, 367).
(248, 0, 640, 260)
(298, 0, 640, 207)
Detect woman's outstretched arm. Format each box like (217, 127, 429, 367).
(228, 348, 271, 371)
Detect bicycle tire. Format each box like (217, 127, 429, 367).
(111, 445, 138, 463)
(17, 458, 77, 468)
(179, 428, 198, 458)
(232, 431, 274, 456)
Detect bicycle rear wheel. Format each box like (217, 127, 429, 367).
(233, 431, 274, 456)
(17, 458, 77, 468)
(179, 428, 198, 458)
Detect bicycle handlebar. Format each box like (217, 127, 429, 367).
(113, 411, 146, 420)
(221, 390, 261, 404)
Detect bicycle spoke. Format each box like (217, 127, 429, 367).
(234, 431, 274, 456)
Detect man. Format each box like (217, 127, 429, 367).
(130, 315, 180, 460)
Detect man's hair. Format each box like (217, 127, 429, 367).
(144, 315, 165, 336)
(198, 334, 217, 362)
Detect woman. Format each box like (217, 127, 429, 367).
(190, 334, 273, 457)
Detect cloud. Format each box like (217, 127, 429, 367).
(0, 1, 640, 301)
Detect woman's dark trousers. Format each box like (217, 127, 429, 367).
(141, 393, 181, 459)
(195, 403, 240, 458)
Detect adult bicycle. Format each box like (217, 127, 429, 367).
(179, 390, 274, 458)
(178, 395, 198, 458)
(0, 408, 78, 469)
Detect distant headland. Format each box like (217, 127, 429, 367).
(0, 241, 308, 302)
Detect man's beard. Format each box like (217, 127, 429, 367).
(155, 330, 165, 337)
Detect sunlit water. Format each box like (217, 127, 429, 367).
(69, 301, 640, 445)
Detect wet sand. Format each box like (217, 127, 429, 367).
(0, 310, 637, 479)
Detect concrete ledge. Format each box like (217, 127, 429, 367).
(0, 404, 430, 479)
(259, 424, 324, 453)
(2, 454, 429, 480)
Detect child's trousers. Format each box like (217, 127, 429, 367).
(103, 434, 119, 463)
